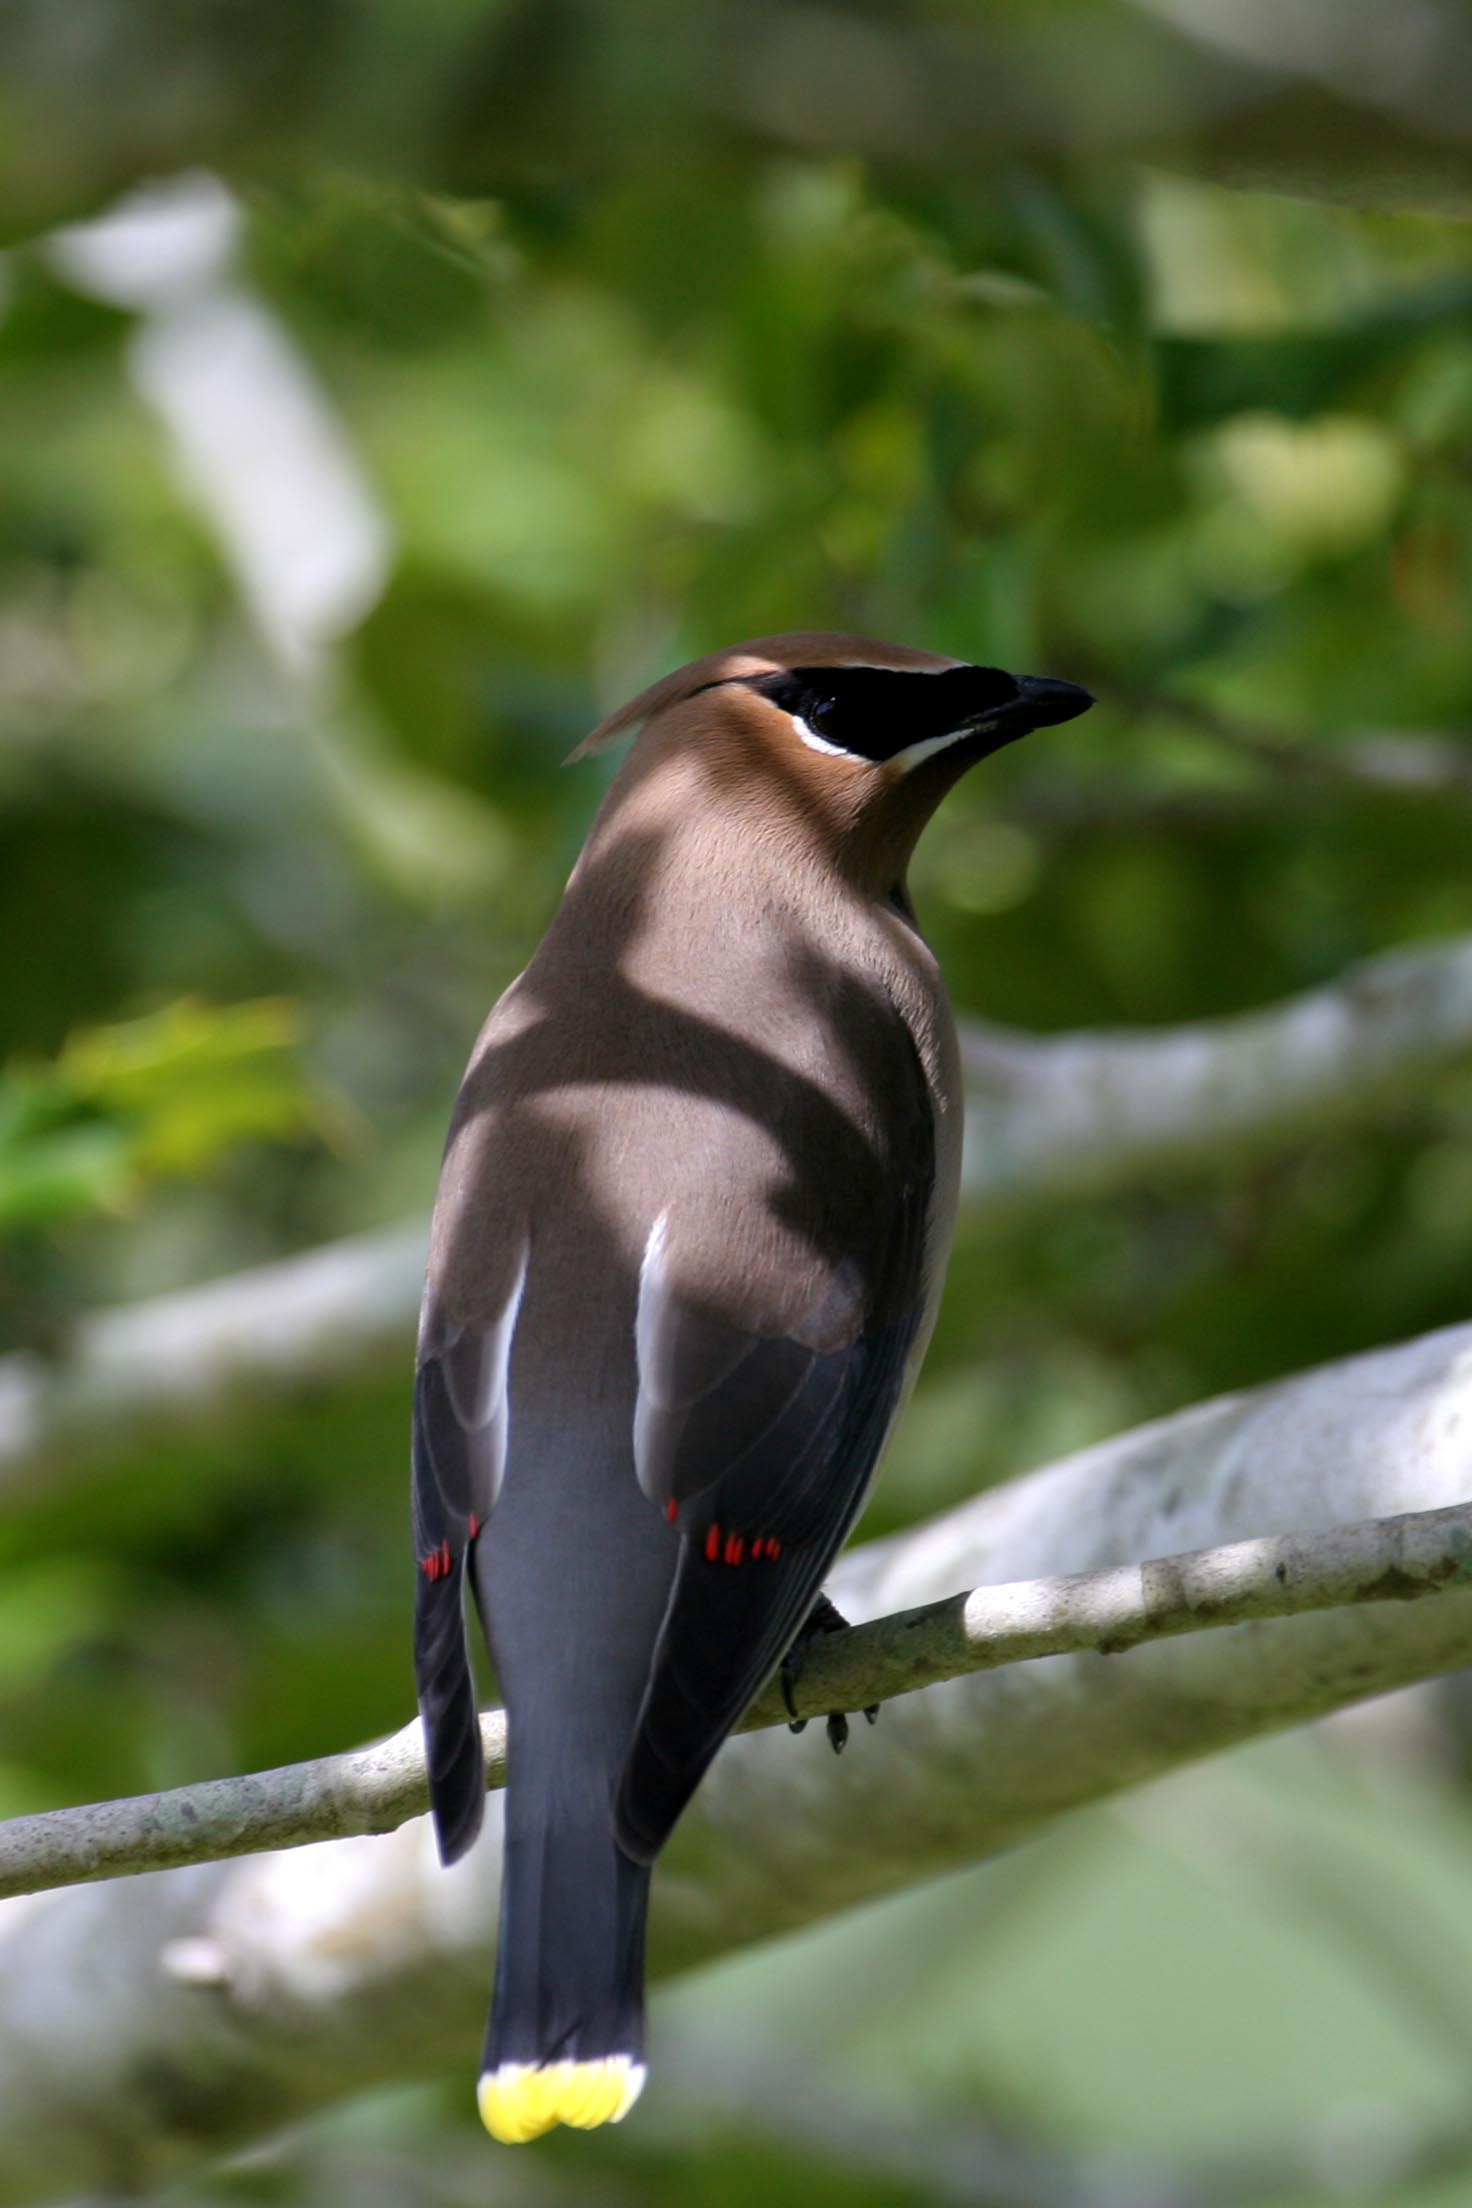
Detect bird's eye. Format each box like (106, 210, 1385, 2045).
(808, 695, 840, 733)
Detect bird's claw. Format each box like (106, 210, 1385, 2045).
(781, 1666, 807, 1734)
(780, 1592, 882, 1753)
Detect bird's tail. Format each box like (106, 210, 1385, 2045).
(479, 1795, 652, 2145)
(414, 1548, 486, 1866)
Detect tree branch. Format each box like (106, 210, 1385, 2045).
(959, 933, 1472, 1202)
(1, 1321, 1471, 2201)
(5, 1495, 1472, 1903)
(3, 935, 1471, 1499)
(0, 1221, 429, 1500)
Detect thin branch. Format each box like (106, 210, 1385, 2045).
(4, 1498, 1471, 1902)
(4, 937, 1472, 1498)
(2, 1320, 1471, 2202)
(0, 1714, 504, 1904)
(742, 1496, 1472, 1723)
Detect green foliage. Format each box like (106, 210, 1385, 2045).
(3, 42, 1472, 2203)
(0, 998, 320, 1231)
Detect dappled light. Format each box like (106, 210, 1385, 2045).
(2, 7, 1472, 2204)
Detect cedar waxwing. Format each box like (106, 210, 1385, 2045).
(412, 633, 1092, 2143)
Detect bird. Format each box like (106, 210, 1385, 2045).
(411, 632, 1092, 2144)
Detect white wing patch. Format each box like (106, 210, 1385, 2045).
(440, 1245, 529, 1507)
(632, 1211, 674, 1503)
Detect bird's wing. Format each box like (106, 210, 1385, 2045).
(616, 1047, 934, 1866)
(413, 1254, 526, 1862)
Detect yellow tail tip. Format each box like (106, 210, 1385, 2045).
(477, 2056, 647, 2144)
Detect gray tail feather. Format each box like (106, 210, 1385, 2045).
(485, 1803, 651, 2071)
(414, 1558, 486, 1865)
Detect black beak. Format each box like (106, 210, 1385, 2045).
(1015, 675, 1094, 729)
(956, 672, 1093, 759)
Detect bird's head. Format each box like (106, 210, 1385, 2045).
(574, 632, 1092, 892)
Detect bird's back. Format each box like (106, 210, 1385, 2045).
(409, 629, 1094, 2142)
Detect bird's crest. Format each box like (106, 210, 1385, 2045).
(569, 632, 959, 758)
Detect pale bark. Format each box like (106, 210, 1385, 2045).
(0, 1322, 1470, 2203)
(3, 935, 1470, 1503)
(6, 1494, 1472, 1902)
(0, 1223, 428, 1502)
(959, 934, 1472, 1203)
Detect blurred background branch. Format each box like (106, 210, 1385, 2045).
(3, 931, 1470, 1499)
(4, 6, 1472, 2202)
(5, 0, 1472, 244)
(960, 934, 1472, 1202)
(1, 1318, 1470, 2201)
(7, 1489, 1472, 1900)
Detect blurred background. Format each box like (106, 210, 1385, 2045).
(3, 0, 1472, 2202)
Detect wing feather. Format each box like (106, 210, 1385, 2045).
(412, 1255, 526, 1863)
(616, 1046, 934, 1865)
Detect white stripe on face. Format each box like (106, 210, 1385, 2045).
(886, 720, 997, 773)
(792, 709, 998, 772)
(792, 713, 852, 759)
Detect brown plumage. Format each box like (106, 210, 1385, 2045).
(410, 633, 1092, 2143)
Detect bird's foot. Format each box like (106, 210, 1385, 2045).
(780, 1591, 880, 1754)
